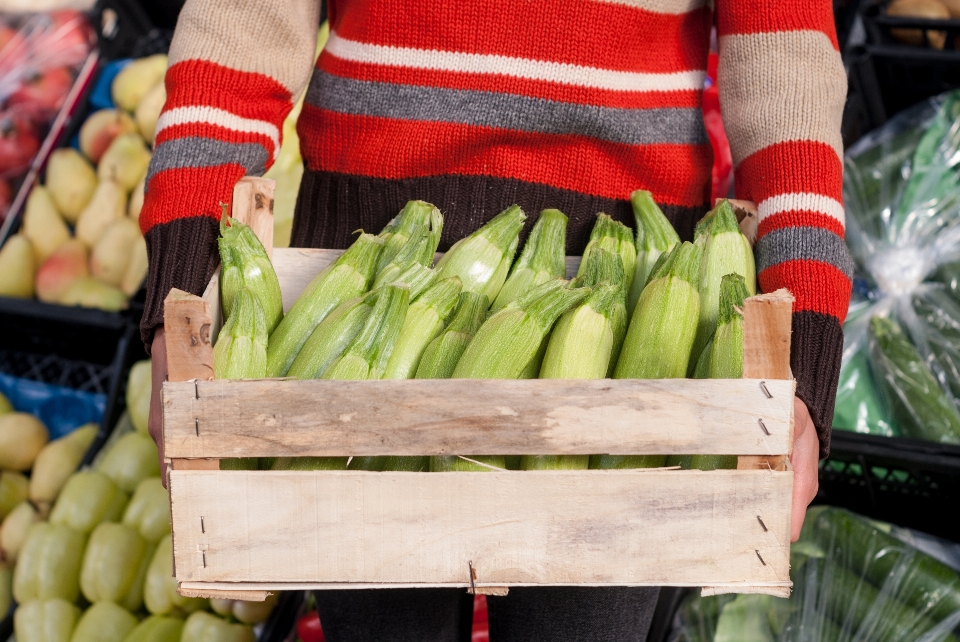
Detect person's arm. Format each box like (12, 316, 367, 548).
(142, 0, 320, 480)
(139, 0, 320, 350)
(715, 1, 852, 539)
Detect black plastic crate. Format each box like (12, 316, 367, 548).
(855, 0, 960, 117)
(815, 430, 960, 541)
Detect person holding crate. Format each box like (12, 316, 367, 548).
(141, 0, 850, 639)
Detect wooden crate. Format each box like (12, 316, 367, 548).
(162, 179, 795, 600)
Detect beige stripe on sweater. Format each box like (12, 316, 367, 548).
(593, 0, 706, 15)
(169, 0, 320, 96)
(718, 30, 846, 166)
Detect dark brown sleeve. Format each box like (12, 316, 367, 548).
(140, 216, 221, 352)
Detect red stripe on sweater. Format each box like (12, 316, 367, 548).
(318, 55, 705, 110)
(715, 0, 839, 49)
(141, 165, 246, 233)
(757, 210, 845, 239)
(759, 260, 851, 320)
(298, 104, 712, 205)
(153, 120, 275, 152)
(330, 0, 712, 73)
(164, 60, 293, 123)
(735, 141, 843, 205)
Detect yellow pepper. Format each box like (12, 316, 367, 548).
(49, 470, 128, 534)
(120, 615, 184, 642)
(95, 432, 160, 493)
(14, 598, 80, 642)
(69, 602, 138, 642)
(13, 523, 85, 603)
(144, 535, 207, 616)
(121, 477, 170, 544)
(80, 522, 151, 611)
(182, 611, 256, 642)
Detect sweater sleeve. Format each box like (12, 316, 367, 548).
(138, 0, 320, 350)
(715, 1, 853, 457)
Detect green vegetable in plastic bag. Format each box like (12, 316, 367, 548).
(869, 316, 960, 443)
(834, 349, 899, 437)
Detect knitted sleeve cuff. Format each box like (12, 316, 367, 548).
(791, 309, 845, 458)
(140, 216, 221, 352)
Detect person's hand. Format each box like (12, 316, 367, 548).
(149, 326, 169, 487)
(790, 397, 819, 542)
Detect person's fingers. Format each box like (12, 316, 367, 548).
(149, 327, 169, 488)
(790, 397, 820, 542)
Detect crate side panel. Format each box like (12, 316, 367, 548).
(170, 470, 792, 586)
(164, 378, 793, 458)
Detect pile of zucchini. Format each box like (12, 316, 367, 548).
(212, 190, 756, 472)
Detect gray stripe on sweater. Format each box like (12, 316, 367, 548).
(147, 137, 269, 183)
(755, 226, 855, 278)
(305, 71, 708, 147)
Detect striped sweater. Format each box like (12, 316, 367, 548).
(140, 0, 851, 455)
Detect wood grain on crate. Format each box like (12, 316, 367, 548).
(163, 378, 793, 458)
(169, 469, 792, 588)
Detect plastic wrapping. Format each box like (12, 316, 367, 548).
(669, 507, 960, 642)
(0, 10, 93, 218)
(835, 90, 960, 443)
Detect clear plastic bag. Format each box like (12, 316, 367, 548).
(835, 90, 960, 443)
(669, 507, 960, 642)
(0, 10, 93, 217)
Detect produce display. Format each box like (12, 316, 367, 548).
(214, 189, 756, 472)
(0, 369, 282, 640)
(0, 53, 167, 310)
(669, 506, 960, 642)
(836, 90, 960, 443)
(0, 10, 93, 220)
(885, 0, 960, 49)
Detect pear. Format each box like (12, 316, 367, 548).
(79, 109, 137, 163)
(35, 240, 89, 303)
(45, 149, 97, 223)
(29, 424, 98, 506)
(22, 186, 70, 261)
(112, 54, 168, 112)
(76, 180, 126, 247)
(128, 172, 146, 222)
(97, 133, 151, 192)
(60, 277, 127, 311)
(120, 235, 148, 296)
(91, 218, 141, 287)
(0, 235, 37, 298)
(0, 413, 49, 471)
(135, 82, 165, 145)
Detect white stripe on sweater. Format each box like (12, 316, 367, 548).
(758, 193, 845, 227)
(325, 32, 705, 93)
(155, 106, 281, 160)
(593, 0, 705, 15)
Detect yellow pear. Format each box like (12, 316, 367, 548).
(22, 186, 70, 261)
(60, 277, 127, 311)
(75, 180, 126, 247)
(29, 424, 98, 506)
(135, 82, 165, 145)
(1, 500, 42, 564)
(112, 54, 168, 112)
(0, 413, 49, 471)
(91, 218, 140, 287)
(120, 235, 148, 296)
(80, 109, 138, 163)
(128, 172, 146, 222)
(0, 235, 37, 298)
(45, 149, 97, 223)
(35, 240, 89, 303)
(97, 133, 151, 192)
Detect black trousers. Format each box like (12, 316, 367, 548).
(314, 586, 660, 642)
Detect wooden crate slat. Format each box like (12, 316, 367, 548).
(170, 469, 791, 587)
(163, 378, 793, 458)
